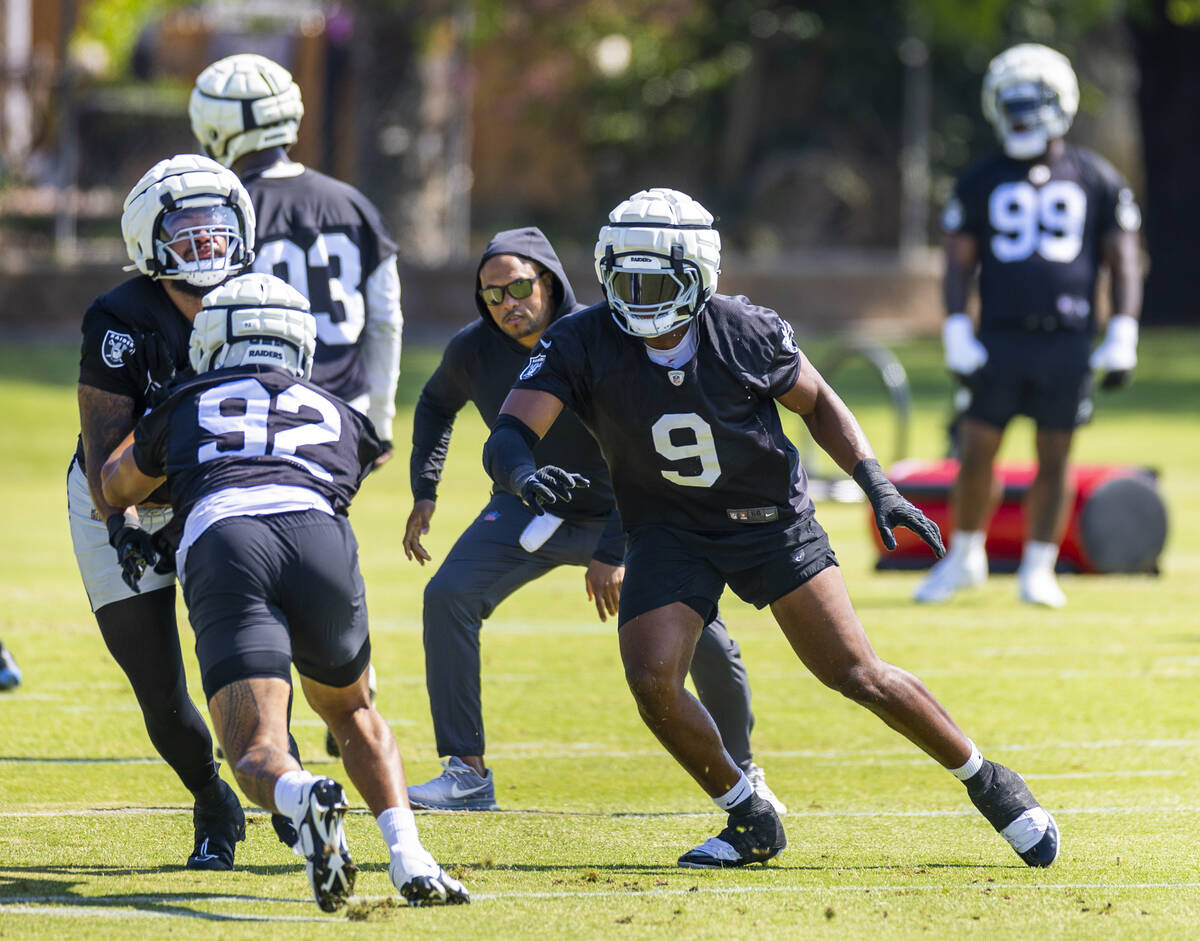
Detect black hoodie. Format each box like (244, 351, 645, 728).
(409, 227, 622, 562)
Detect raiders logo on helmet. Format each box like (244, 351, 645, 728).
(101, 330, 136, 369)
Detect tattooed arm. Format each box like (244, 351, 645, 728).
(78, 383, 138, 521)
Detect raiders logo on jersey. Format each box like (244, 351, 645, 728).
(101, 330, 136, 369)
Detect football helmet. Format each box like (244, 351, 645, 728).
(121, 154, 255, 288)
(594, 187, 721, 338)
(982, 43, 1078, 160)
(190, 273, 317, 379)
(189, 53, 305, 168)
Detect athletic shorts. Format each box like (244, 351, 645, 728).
(181, 510, 371, 700)
(965, 331, 1093, 431)
(619, 509, 838, 626)
(67, 457, 175, 612)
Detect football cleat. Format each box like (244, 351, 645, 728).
(407, 757, 498, 811)
(1017, 567, 1067, 608)
(389, 852, 471, 907)
(293, 777, 357, 911)
(913, 542, 987, 603)
(745, 762, 787, 815)
(186, 779, 245, 871)
(677, 797, 787, 869)
(965, 760, 1060, 867)
(272, 812, 303, 857)
(0, 641, 21, 690)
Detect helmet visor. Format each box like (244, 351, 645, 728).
(608, 270, 686, 309)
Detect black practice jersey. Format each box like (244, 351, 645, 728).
(76, 275, 195, 503)
(513, 295, 809, 533)
(247, 167, 398, 401)
(132, 366, 384, 521)
(942, 145, 1140, 333)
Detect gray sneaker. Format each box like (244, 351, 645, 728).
(408, 757, 498, 811)
(745, 762, 787, 815)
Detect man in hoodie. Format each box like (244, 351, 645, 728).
(404, 228, 783, 813)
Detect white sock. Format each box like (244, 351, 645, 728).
(951, 530, 985, 555)
(1021, 540, 1059, 574)
(274, 769, 318, 819)
(713, 772, 753, 812)
(950, 741, 984, 781)
(378, 806, 423, 857)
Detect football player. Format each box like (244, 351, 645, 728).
(483, 188, 1060, 869)
(68, 154, 254, 869)
(916, 43, 1143, 607)
(190, 52, 403, 754)
(403, 227, 783, 814)
(100, 274, 469, 912)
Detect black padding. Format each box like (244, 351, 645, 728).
(1079, 475, 1168, 573)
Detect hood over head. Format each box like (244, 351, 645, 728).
(475, 227, 578, 337)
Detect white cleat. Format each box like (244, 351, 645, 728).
(1017, 568, 1067, 608)
(913, 545, 987, 603)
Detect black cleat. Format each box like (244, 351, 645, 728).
(295, 777, 357, 912)
(324, 727, 341, 759)
(272, 812, 301, 855)
(965, 759, 1060, 868)
(186, 779, 246, 871)
(678, 796, 787, 869)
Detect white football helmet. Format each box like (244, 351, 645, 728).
(982, 43, 1078, 160)
(190, 273, 317, 379)
(121, 153, 255, 289)
(189, 53, 305, 168)
(594, 187, 721, 338)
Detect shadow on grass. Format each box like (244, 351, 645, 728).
(0, 866, 333, 922)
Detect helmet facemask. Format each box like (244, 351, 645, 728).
(600, 244, 702, 339)
(594, 187, 721, 340)
(994, 80, 1070, 160)
(156, 204, 249, 289)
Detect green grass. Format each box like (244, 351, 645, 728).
(1, 331, 1198, 938)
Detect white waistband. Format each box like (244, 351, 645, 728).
(177, 485, 334, 579)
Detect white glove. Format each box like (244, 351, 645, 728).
(942, 313, 988, 376)
(1089, 314, 1139, 372)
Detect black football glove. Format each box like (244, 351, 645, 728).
(106, 514, 160, 592)
(519, 466, 590, 515)
(852, 459, 946, 558)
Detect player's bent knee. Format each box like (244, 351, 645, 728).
(823, 661, 890, 706)
(624, 664, 682, 713)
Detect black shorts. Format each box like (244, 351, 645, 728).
(965, 331, 1093, 431)
(619, 510, 838, 626)
(182, 510, 371, 700)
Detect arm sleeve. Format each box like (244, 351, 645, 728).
(591, 506, 625, 565)
(482, 413, 539, 497)
(361, 255, 403, 443)
(409, 349, 472, 502)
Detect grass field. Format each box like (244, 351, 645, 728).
(1, 330, 1198, 939)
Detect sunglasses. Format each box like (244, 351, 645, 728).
(478, 272, 546, 306)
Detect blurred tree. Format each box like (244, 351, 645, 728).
(1129, 1, 1200, 325)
